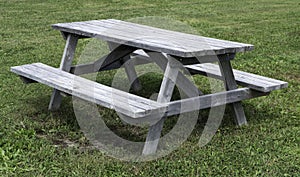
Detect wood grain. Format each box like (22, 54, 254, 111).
(186, 63, 288, 92)
(49, 34, 79, 110)
(143, 55, 179, 155)
(11, 63, 166, 118)
(52, 19, 254, 58)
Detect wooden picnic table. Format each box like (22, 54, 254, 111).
(11, 19, 287, 155)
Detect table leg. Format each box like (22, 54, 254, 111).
(48, 34, 79, 110)
(218, 58, 248, 126)
(142, 53, 179, 155)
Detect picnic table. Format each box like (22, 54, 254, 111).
(11, 19, 287, 155)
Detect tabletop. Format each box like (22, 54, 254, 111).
(52, 19, 254, 58)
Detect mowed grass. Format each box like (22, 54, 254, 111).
(0, 0, 299, 176)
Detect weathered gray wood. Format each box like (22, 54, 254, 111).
(107, 42, 142, 92)
(19, 76, 36, 84)
(105, 19, 253, 49)
(142, 117, 166, 155)
(143, 54, 179, 155)
(52, 19, 254, 58)
(81, 21, 225, 53)
(218, 58, 247, 126)
(167, 88, 268, 116)
(49, 34, 79, 111)
(13, 19, 289, 154)
(87, 19, 253, 52)
(11, 62, 276, 120)
(33, 63, 163, 109)
(185, 63, 288, 92)
(71, 44, 136, 75)
(94, 45, 137, 71)
(53, 22, 200, 57)
(70, 58, 137, 74)
(144, 51, 202, 97)
(59, 35, 79, 71)
(13, 62, 271, 119)
(11, 63, 166, 118)
(70, 50, 132, 75)
(133, 50, 236, 65)
(101, 19, 253, 53)
(122, 56, 142, 91)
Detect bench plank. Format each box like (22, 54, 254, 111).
(185, 63, 288, 92)
(11, 63, 166, 118)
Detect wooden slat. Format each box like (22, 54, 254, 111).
(52, 19, 254, 58)
(71, 19, 254, 51)
(82, 20, 226, 53)
(104, 19, 254, 52)
(30, 64, 162, 109)
(11, 63, 166, 118)
(52, 23, 197, 57)
(166, 88, 268, 117)
(12, 64, 146, 111)
(185, 63, 288, 92)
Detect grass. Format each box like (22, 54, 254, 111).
(1, 0, 299, 176)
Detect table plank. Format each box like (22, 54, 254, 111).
(104, 19, 253, 52)
(52, 19, 254, 58)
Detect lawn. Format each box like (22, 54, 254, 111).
(0, 0, 299, 176)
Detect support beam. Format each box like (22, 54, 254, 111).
(142, 53, 179, 155)
(107, 42, 142, 92)
(144, 51, 202, 97)
(218, 55, 247, 126)
(122, 55, 142, 91)
(70, 45, 136, 75)
(167, 88, 268, 116)
(49, 34, 78, 110)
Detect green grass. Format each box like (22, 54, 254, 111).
(1, 0, 299, 176)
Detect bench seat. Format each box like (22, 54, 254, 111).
(185, 63, 288, 92)
(11, 63, 166, 118)
(11, 62, 288, 120)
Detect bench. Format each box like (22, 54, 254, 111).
(185, 63, 288, 92)
(11, 61, 288, 119)
(11, 63, 166, 119)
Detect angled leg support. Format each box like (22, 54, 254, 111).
(218, 56, 247, 126)
(144, 51, 201, 97)
(108, 42, 141, 92)
(49, 34, 79, 110)
(142, 53, 179, 155)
